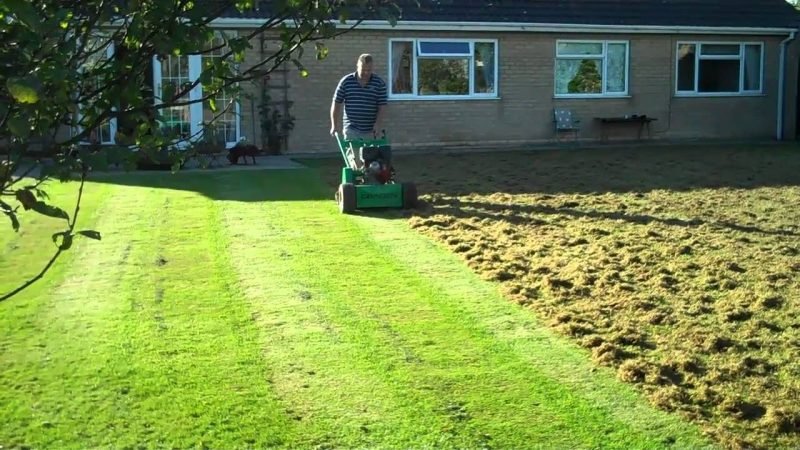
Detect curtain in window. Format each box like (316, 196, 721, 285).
(743, 45, 761, 91)
(605, 44, 626, 93)
(475, 42, 495, 93)
(391, 41, 411, 94)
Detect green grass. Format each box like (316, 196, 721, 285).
(304, 142, 800, 449)
(0, 168, 714, 448)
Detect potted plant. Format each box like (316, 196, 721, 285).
(263, 107, 294, 155)
(258, 87, 294, 155)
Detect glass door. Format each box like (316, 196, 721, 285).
(152, 54, 203, 145)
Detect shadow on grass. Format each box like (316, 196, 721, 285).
(436, 198, 800, 238)
(35, 142, 800, 205)
(84, 168, 330, 202)
(325, 143, 798, 194)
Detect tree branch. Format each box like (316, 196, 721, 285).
(0, 169, 88, 302)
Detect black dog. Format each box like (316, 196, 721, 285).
(227, 143, 260, 165)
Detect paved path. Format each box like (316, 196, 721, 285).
(174, 155, 307, 171)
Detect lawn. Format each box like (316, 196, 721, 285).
(308, 142, 800, 449)
(0, 165, 715, 449)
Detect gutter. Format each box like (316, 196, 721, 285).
(777, 30, 797, 140)
(210, 18, 797, 35)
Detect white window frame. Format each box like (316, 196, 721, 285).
(151, 44, 241, 148)
(675, 41, 765, 97)
(387, 37, 499, 100)
(554, 40, 630, 98)
(76, 38, 117, 145)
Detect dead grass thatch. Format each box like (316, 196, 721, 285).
(310, 142, 800, 449)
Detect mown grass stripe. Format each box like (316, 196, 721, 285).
(1, 177, 292, 449)
(213, 169, 715, 449)
(214, 173, 456, 449)
(354, 212, 717, 448)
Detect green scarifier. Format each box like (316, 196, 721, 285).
(334, 131, 417, 214)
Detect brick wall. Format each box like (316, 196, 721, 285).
(43, 28, 794, 155)
(232, 29, 793, 154)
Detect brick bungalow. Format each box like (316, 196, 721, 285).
(82, 0, 800, 154)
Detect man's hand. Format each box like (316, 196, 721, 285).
(330, 125, 340, 137)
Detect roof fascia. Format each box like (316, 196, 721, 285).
(210, 18, 797, 35)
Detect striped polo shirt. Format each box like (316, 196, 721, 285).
(333, 72, 387, 133)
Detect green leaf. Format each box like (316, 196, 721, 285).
(162, 82, 176, 102)
(315, 43, 329, 60)
(6, 116, 30, 139)
(6, 76, 41, 104)
(235, 0, 254, 11)
(292, 59, 309, 78)
(199, 69, 213, 87)
(52, 231, 73, 250)
(77, 230, 102, 240)
(4, 0, 40, 31)
(31, 201, 70, 221)
(15, 189, 36, 209)
(208, 98, 217, 112)
(0, 200, 20, 232)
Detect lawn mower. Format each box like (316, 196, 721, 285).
(334, 130, 417, 214)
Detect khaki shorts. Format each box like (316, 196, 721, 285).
(344, 128, 375, 141)
(343, 128, 375, 169)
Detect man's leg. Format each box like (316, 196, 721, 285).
(344, 128, 373, 142)
(344, 128, 372, 169)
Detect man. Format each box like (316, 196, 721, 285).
(330, 53, 388, 146)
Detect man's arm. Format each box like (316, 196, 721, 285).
(373, 79, 388, 135)
(374, 104, 386, 134)
(330, 76, 346, 136)
(330, 101, 343, 136)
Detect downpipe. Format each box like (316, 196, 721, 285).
(777, 30, 797, 140)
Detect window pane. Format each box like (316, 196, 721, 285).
(557, 42, 603, 56)
(80, 36, 115, 144)
(474, 42, 495, 94)
(202, 37, 238, 144)
(605, 43, 626, 93)
(99, 122, 112, 143)
(418, 41, 470, 55)
(699, 59, 740, 92)
(391, 41, 413, 95)
(161, 55, 191, 138)
(556, 58, 602, 94)
(701, 44, 740, 56)
(743, 45, 761, 91)
(677, 44, 696, 91)
(418, 58, 469, 95)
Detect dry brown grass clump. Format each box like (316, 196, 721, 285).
(390, 144, 800, 449)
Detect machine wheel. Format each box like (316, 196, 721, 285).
(338, 183, 356, 214)
(402, 182, 418, 209)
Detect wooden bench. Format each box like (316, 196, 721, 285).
(595, 115, 657, 141)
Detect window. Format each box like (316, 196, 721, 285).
(76, 35, 117, 145)
(201, 33, 239, 145)
(676, 42, 763, 95)
(152, 31, 241, 147)
(555, 40, 629, 97)
(388, 38, 497, 99)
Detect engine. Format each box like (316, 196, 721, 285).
(360, 144, 394, 185)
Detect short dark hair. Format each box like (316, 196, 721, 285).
(358, 53, 373, 65)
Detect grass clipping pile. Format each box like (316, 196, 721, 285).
(403, 145, 800, 449)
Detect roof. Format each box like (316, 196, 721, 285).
(221, 0, 800, 30)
